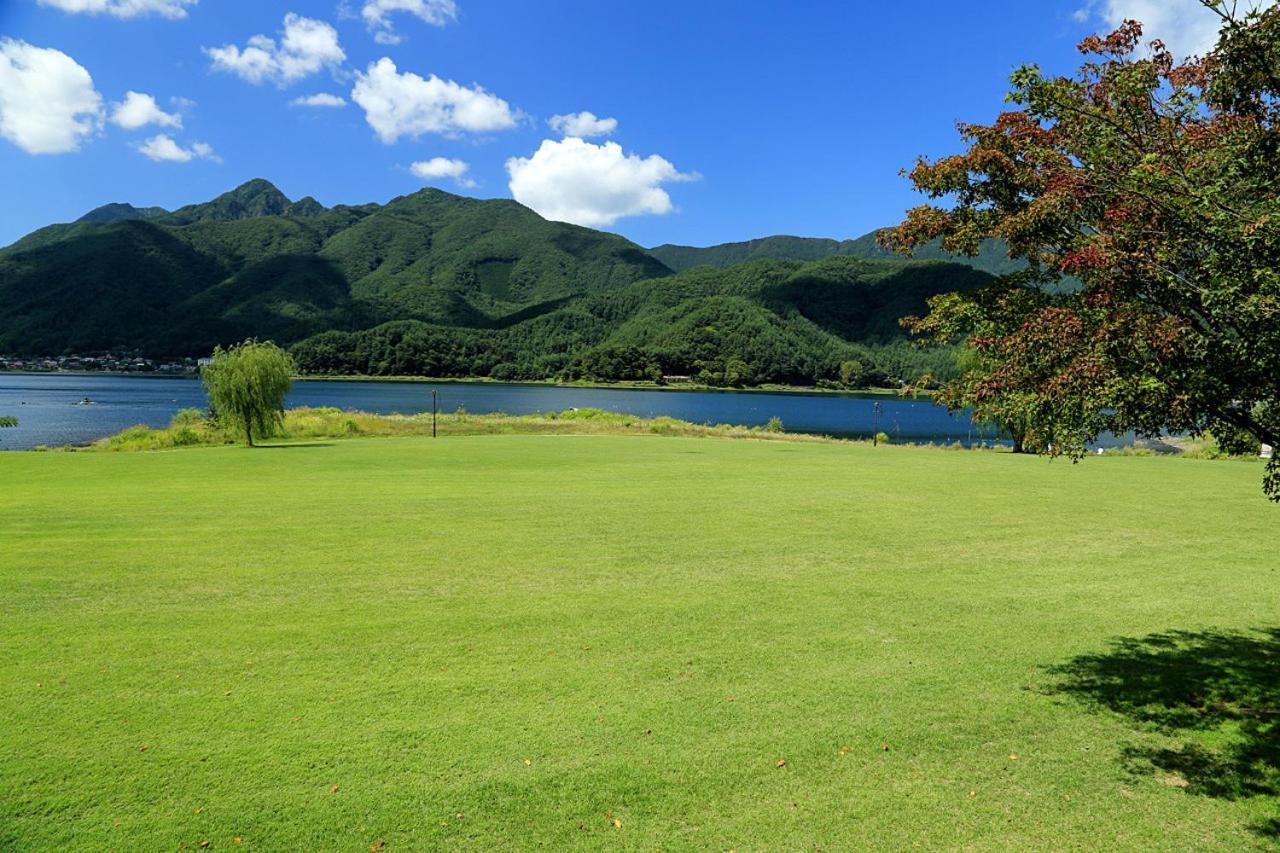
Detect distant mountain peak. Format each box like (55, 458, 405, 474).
(168, 178, 293, 224)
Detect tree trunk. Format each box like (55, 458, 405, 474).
(245, 420, 253, 448)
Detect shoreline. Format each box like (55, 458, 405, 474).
(0, 368, 919, 399)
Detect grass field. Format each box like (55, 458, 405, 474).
(1, 433, 1276, 849)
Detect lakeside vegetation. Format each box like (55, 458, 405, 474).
(3, 431, 1275, 848)
(85, 406, 825, 452)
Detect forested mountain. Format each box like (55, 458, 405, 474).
(291, 256, 991, 387)
(1, 180, 993, 387)
(649, 232, 1025, 277)
(0, 180, 669, 355)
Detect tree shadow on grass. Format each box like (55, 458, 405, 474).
(1048, 628, 1280, 835)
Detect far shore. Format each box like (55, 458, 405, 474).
(0, 368, 922, 399)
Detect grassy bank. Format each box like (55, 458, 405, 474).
(87, 406, 815, 452)
(2, 433, 1276, 848)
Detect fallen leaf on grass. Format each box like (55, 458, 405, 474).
(1008, 754, 1018, 761)
(330, 785, 340, 794)
(199, 841, 209, 849)
(233, 839, 242, 844)
(370, 840, 385, 851)
(776, 759, 786, 768)
(968, 790, 976, 799)
(138, 745, 150, 752)
(524, 758, 531, 766)
(612, 819, 622, 829)
(880, 744, 890, 752)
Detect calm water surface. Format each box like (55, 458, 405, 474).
(0, 372, 1001, 451)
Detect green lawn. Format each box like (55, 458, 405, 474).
(1, 435, 1276, 849)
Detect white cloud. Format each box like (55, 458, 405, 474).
(138, 133, 218, 162)
(0, 39, 103, 155)
(205, 13, 346, 86)
(362, 0, 457, 44)
(37, 0, 197, 19)
(290, 92, 347, 108)
(548, 111, 617, 138)
(110, 91, 182, 130)
(1076, 0, 1275, 58)
(410, 156, 475, 187)
(506, 137, 696, 228)
(351, 58, 518, 143)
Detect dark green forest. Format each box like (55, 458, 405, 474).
(649, 233, 1025, 276)
(290, 257, 988, 386)
(0, 180, 998, 387)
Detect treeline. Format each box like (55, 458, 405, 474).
(292, 257, 983, 388)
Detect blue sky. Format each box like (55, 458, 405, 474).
(0, 0, 1240, 248)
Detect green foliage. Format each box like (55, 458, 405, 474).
(886, 6, 1280, 498)
(0, 416, 15, 428)
(839, 359, 865, 387)
(292, 256, 986, 388)
(649, 232, 1025, 276)
(0, 180, 669, 356)
(201, 339, 294, 447)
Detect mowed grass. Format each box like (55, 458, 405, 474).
(1, 434, 1275, 850)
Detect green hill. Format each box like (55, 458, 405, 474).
(0, 179, 671, 356)
(291, 256, 991, 387)
(648, 232, 1025, 277)
(0, 180, 994, 387)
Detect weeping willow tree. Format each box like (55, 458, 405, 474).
(201, 340, 294, 447)
(0, 417, 16, 428)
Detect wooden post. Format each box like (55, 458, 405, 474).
(432, 389, 438, 438)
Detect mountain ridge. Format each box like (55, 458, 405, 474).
(649, 233, 1025, 277)
(0, 179, 672, 356)
(0, 179, 993, 388)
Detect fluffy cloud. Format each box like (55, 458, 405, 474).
(110, 91, 182, 130)
(1075, 0, 1275, 58)
(548, 111, 617, 138)
(362, 0, 457, 44)
(0, 39, 103, 155)
(410, 156, 475, 187)
(205, 14, 345, 86)
(506, 137, 696, 228)
(351, 58, 517, 143)
(137, 133, 217, 162)
(290, 93, 347, 108)
(37, 0, 197, 19)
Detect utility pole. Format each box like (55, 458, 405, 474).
(432, 389, 438, 438)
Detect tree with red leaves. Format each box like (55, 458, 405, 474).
(881, 2, 1280, 499)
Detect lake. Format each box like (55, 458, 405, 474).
(0, 372, 1004, 451)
